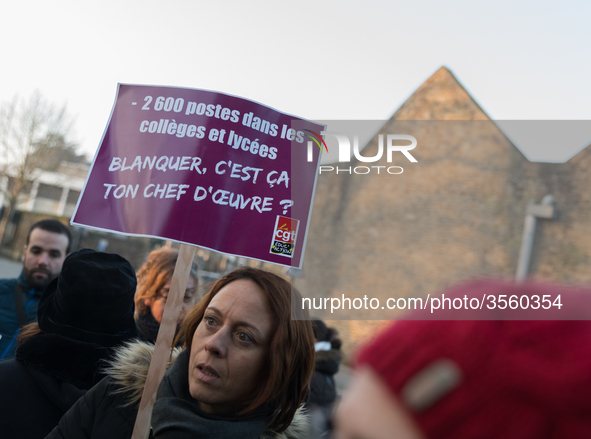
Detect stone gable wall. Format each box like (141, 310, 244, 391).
(298, 67, 591, 359)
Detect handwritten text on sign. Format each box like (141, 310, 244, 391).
(72, 84, 323, 268)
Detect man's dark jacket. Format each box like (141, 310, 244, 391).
(0, 271, 43, 359)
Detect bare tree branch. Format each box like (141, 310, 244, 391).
(0, 90, 80, 244)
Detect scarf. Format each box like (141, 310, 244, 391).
(151, 349, 272, 439)
(135, 310, 161, 343)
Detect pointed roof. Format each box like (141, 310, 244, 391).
(368, 66, 527, 163)
(567, 140, 591, 166)
(300, 66, 591, 362)
(392, 67, 491, 120)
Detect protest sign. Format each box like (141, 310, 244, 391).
(72, 84, 324, 268)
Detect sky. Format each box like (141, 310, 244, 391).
(1, 0, 590, 163)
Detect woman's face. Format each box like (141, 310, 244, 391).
(145, 276, 196, 324)
(188, 279, 273, 414)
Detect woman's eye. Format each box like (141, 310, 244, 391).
(237, 332, 253, 343)
(204, 316, 216, 326)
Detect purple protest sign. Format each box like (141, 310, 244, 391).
(72, 84, 323, 268)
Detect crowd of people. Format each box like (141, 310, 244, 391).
(1, 219, 591, 438)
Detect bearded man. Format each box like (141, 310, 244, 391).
(0, 219, 71, 359)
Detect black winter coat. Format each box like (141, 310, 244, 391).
(46, 341, 309, 439)
(45, 374, 138, 438)
(309, 349, 341, 406)
(0, 334, 111, 439)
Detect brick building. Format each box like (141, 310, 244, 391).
(297, 67, 591, 355)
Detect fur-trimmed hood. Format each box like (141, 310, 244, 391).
(104, 340, 309, 439)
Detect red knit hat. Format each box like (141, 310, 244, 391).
(356, 281, 591, 439)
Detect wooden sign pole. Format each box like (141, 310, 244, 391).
(131, 243, 197, 439)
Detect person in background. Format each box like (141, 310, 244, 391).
(0, 249, 138, 439)
(308, 319, 342, 439)
(134, 247, 198, 343)
(0, 219, 71, 359)
(335, 280, 591, 439)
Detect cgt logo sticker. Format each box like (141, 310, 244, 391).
(270, 215, 300, 258)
